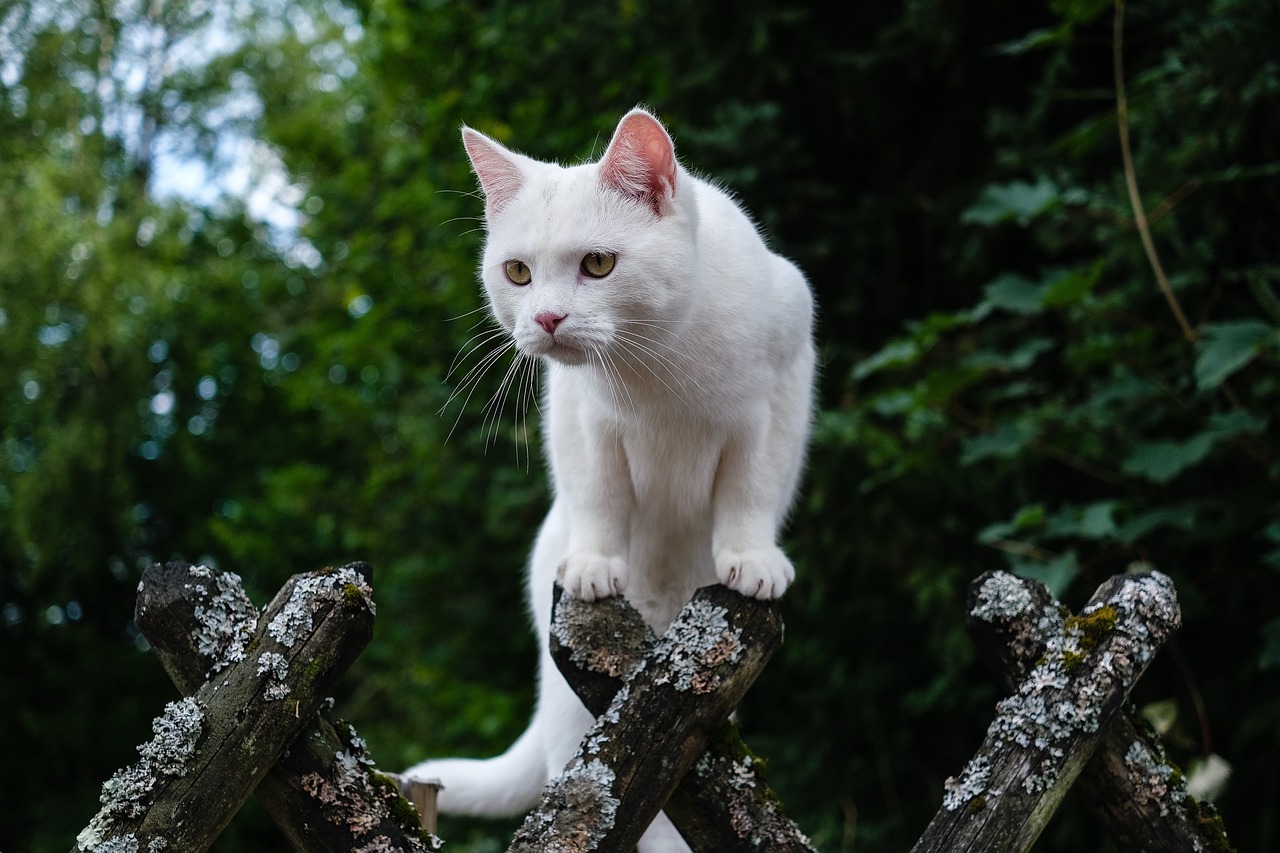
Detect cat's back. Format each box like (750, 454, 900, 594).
(686, 173, 814, 353)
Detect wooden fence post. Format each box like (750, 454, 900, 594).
(965, 569, 1235, 852)
(547, 586, 816, 852)
(911, 571, 1182, 852)
(74, 561, 439, 853)
(72, 559, 1234, 853)
(507, 584, 790, 852)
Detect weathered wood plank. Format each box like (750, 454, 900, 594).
(134, 561, 439, 851)
(910, 571, 1181, 853)
(509, 584, 784, 852)
(965, 569, 1235, 853)
(547, 585, 816, 852)
(74, 562, 435, 853)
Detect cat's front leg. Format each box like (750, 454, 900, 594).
(552, 413, 633, 601)
(712, 390, 811, 600)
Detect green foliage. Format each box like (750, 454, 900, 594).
(2, 0, 1278, 851)
(831, 0, 1280, 846)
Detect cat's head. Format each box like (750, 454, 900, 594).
(461, 108, 699, 367)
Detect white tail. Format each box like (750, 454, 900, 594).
(403, 722, 547, 818)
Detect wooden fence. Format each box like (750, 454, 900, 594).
(71, 560, 1234, 852)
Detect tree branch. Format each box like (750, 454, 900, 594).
(1114, 0, 1197, 344)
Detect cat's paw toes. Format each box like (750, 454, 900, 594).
(557, 553, 628, 600)
(715, 545, 794, 600)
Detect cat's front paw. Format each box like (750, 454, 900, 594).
(715, 545, 794, 600)
(557, 553, 628, 600)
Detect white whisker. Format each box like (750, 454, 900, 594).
(441, 339, 515, 444)
(598, 343, 634, 416)
(483, 349, 527, 451)
(445, 325, 510, 383)
(516, 354, 541, 470)
(611, 328, 710, 407)
(443, 304, 493, 324)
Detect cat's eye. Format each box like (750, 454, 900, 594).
(581, 251, 616, 279)
(504, 260, 532, 285)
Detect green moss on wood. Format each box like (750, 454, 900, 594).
(1187, 799, 1237, 853)
(341, 583, 367, 609)
(369, 770, 436, 840)
(1062, 604, 1118, 669)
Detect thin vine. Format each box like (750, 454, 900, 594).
(1113, 0, 1199, 345)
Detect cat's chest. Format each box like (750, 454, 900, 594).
(556, 378, 726, 508)
(620, 419, 724, 512)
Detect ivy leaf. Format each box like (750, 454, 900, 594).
(1195, 319, 1276, 391)
(1263, 520, 1280, 570)
(977, 503, 1047, 544)
(1121, 437, 1215, 484)
(1049, 0, 1114, 25)
(964, 336, 1054, 372)
(852, 338, 923, 381)
(1044, 500, 1119, 540)
(994, 26, 1069, 56)
(961, 179, 1060, 227)
(979, 274, 1045, 315)
(1122, 411, 1268, 483)
(1115, 503, 1200, 544)
(960, 420, 1037, 465)
(1041, 263, 1101, 307)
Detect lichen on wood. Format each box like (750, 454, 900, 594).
(545, 583, 814, 852)
(949, 568, 1234, 853)
(80, 560, 436, 853)
(913, 571, 1182, 853)
(76, 698, 206, 852)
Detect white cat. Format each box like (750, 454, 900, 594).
(406, 108, 815, 850)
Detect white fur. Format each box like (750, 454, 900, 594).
(407, 109, 815, 851)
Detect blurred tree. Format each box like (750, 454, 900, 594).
(0, 0, 332, 848)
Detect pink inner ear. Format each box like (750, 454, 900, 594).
(600, 111, 677, 215)
(462, 128, 526, 214)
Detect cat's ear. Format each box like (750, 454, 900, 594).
(599, 109, 678, 216)
(461, 126, 527, 215)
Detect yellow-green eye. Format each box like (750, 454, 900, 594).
(581, 251, 616, 279)
(504, 259, 531, 285)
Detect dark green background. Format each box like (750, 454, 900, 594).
(2, 0, 1277, 849)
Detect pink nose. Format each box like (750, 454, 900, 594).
(534, 311, 567, 335)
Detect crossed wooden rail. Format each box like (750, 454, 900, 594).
(71, 561, 1233, 852)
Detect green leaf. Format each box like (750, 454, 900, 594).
(1195, 319, 1277, 390)
(1264, 520, 1280, 544)
(994, 26, 1070, 56)
(1122, 436, 1216, 483)
(852, 338, 923, 381)
(1041, 263, 1101, 308)
(1121, 410, 1268, 483)
(1044, 500, 1119, 540)
(979, 274, 1045, 315)
(963, 336, 1054, 372)
(977, 503, 1047, 544)
(961, 179, 1060, 227)
(960, 420, 1037, 465)
(1049, 0, 1113, 25)
(1115, 504, 1200, 544)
